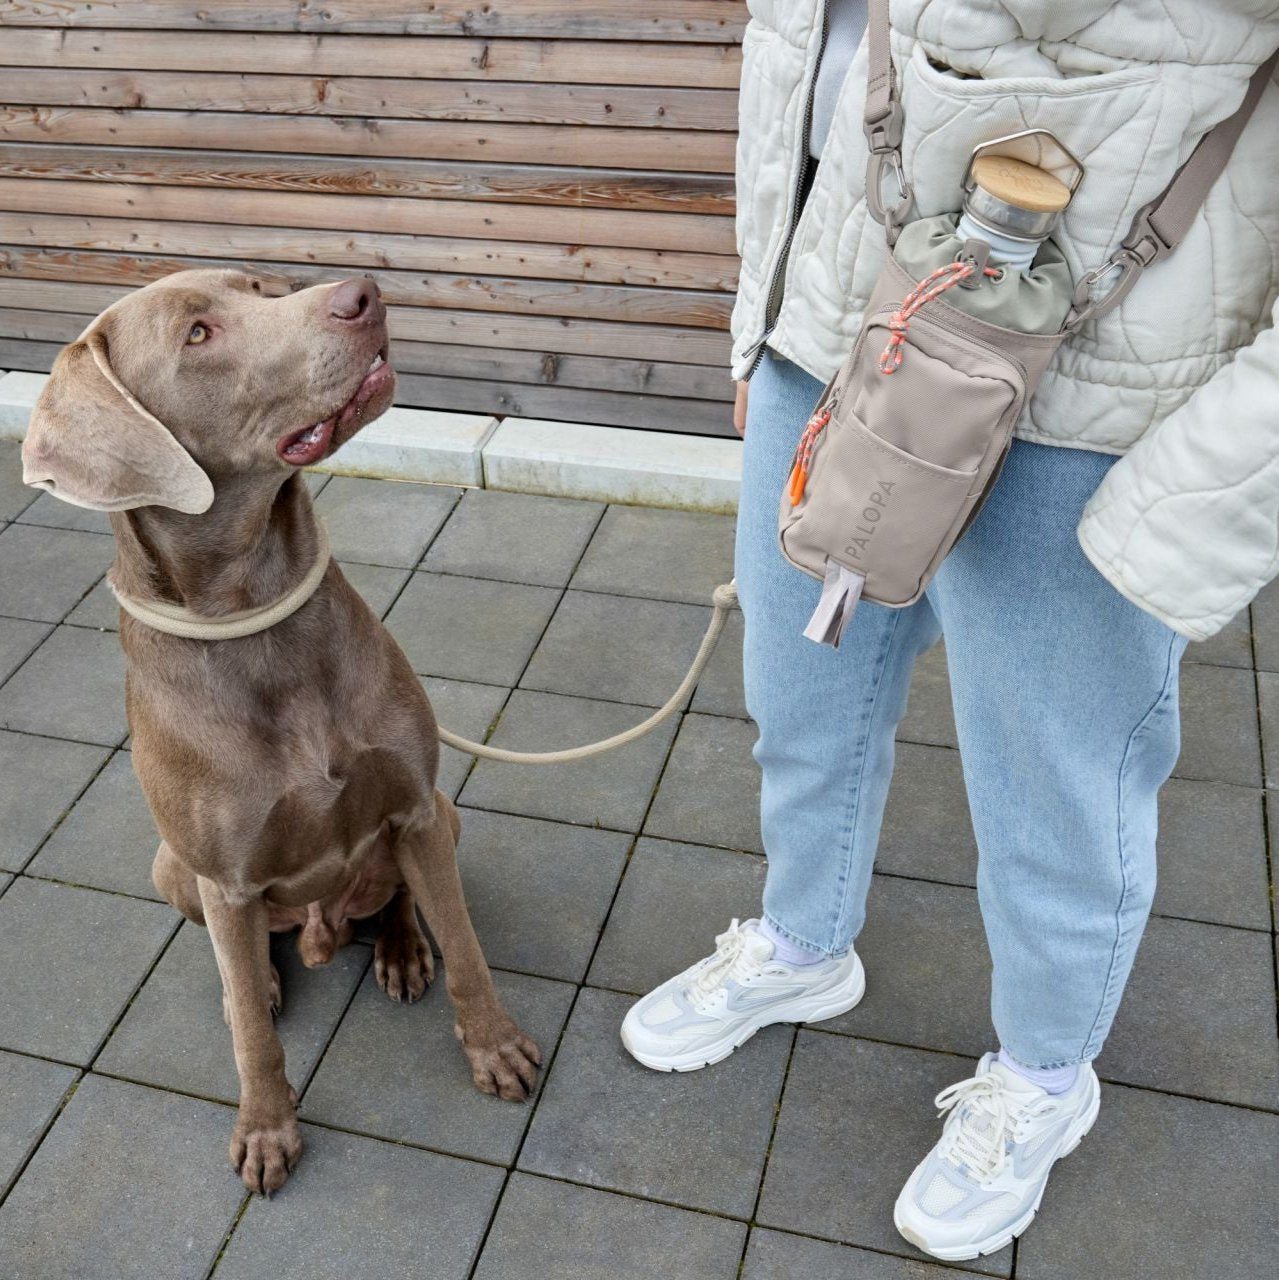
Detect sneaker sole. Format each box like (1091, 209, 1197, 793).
(621, 955, 866, 1073)
(893, 1073, 1102, 1263)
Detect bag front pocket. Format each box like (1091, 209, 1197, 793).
(780, 405, 978, 607)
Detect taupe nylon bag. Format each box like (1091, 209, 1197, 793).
(778, 0, 1277, 646)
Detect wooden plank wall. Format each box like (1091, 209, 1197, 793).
(0, 2, 746, 435)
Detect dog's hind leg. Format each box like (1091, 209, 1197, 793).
(375, 888, 434, 1003)
(152, 840, 205, 924)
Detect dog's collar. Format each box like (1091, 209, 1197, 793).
(110, 524, 332, 640)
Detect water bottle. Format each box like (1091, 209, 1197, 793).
(956, 153, 1072, 273)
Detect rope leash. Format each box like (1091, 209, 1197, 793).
(437, 580, 739, 764)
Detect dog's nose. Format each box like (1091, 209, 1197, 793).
(328, 278, 379, 323)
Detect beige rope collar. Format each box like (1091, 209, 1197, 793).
(111, 525, 332, 641)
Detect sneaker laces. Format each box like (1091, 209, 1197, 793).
(933, 1072, 1058, 1184)
(685, 919, 767, 1008)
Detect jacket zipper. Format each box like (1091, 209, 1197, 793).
(744, 0, 831, 380)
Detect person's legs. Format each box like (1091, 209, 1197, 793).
(737, 350, 941, 955)
(895, 438, 1186, 1260)
(620, 349, 940, 1070)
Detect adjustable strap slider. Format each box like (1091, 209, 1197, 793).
(863, 99, 905, 154)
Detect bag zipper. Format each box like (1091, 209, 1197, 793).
(744, 0, 831, 380)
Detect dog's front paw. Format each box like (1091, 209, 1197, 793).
(230, 1103, 302, 1195)
(455, 1014, 541, 1102)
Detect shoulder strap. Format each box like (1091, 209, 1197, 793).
(863, 0, 911, 245)
(860, 0, 1277, 325)
(1067, 48, 1279, 328)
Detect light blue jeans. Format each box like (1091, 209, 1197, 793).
(738, 350, 1187, 1069)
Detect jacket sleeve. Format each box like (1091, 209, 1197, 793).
(1076, 290, 1279, 640)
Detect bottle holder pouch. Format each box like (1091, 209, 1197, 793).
(778, 255, 1065, 640)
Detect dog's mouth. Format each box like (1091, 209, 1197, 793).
(277, 347, 394, 467)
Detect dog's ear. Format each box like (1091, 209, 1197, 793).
(22, 321, 213, 514)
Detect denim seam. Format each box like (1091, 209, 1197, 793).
(826, 606, 905, 951)
(1080, 631, 1181, 1060)
(761, 911, 850, 959)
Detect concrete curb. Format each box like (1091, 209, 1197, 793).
(0, 370, 741, 513)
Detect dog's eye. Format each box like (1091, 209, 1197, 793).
(187, 323, 209, 345)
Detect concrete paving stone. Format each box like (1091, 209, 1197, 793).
(1258, 670, 1279, 788)
(474, 1172, 747, 1280)
(1016, 1083, 1279, 1280)
(820, 876, 991, 1059)
(459, 689, 678, 832)
(522, 590, 712, 708)
(385, 571, 559, 685)
(645, 712, 763, 853)
(214, 1122, 504, 1280)
(16, 491, 113, 534)
(897, 641, 958, 749)
(757, 1033, 1011, 1276)
(62, 576, 117, 630)
(690, 607, 747, 719)
(0, 615, 50, 682)
(0, 1074, 243, 1280)
(301, 966, 573, 1165)
(0, 439, 36, 521)
(0, 1049, 78, 1197)
(420, 674, 509, 799)
(1252, 578, 1279, 671)
(338, 559, 410, 619)
(0, 728, 108, 871)
(1177, 663, 1261, 787)
(1154, 777, 1269, 929)
(1183, 604, 1252, 669)
(315, 405, 497, 487)
(743, 1228, 986, 1280)
(454, 807, 629, 982)
(0, 625, 127, 745)
(97, 922, 368, 1103)
(1101, 913, 1279, 1110)
(519, 986, 790, 1218)
(312, 474, 460, 567)
(571, 505, 737, 606)
(303, 469, 329, 497)
(423, 486, 603, 587)
(0, 878, 175, 1063)
(0, 523, 114, 622)
(588, 837, 767, 995)
(25, 751, 159, 899)
(875, 742, 978, 886)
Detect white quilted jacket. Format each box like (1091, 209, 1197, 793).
(732, 0, 1279, 639)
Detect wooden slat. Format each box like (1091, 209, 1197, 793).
(0, 144, 734, 216)
(0, 213, 740, 291)
(5, 69, 738, 130)
(0, 308, 734, 400)
(0, 281, 733, 364)
(0, 179, 737, 253)
(394, 372, 731, 434)
(0, 245, 733, 328)
(1, 31, 743, 88)
(0, 337, 60, 371)
(0, 2, 748, 42)
(0, 108, 737, 173)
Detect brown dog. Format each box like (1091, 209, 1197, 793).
(22, 268, 539, 1194)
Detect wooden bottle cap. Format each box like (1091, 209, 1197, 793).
(971, 154, 1072, 214)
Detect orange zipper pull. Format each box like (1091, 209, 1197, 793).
(788, 406, 832, 506)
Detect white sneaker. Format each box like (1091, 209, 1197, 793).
(620, 918, 865, 1072)
(894, 1052, 1101, 1261)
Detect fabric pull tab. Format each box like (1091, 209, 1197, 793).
(803, 560, 865, 648)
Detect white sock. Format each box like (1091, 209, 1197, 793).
(998, 1046, 1080, 1094)
(757, 917, 826, 966)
